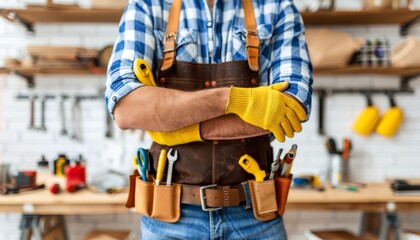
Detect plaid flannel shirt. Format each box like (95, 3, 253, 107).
(106, 0, 313, 120)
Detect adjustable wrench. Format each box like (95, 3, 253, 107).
(166, 149, 178, 186)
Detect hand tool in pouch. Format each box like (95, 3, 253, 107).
(133, 58, 156, 86)
(166, 148, 178, 186)
(353, 93, 381, 136)
(134, 148, 149, 182)
(238, 154, 266, 182)
(156, 149, 167, 185)
(269, 148, 283, 180)
(280, 144, 297, 178)
(376, 94, 404, 138)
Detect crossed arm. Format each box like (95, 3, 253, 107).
(114, 86, 268, 140)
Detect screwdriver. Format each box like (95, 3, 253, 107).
(156, 149, 167, 185)
(238, 154, 266, 182)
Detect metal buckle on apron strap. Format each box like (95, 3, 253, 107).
(163, 33, 177, 53)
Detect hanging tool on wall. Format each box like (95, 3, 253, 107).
(318, 89, 326, 136)
(376, 93, 404, 138)
(59, 94, 68, 136)
(28, 93, 36, 130)
(71, 96, 82, 142)
(38, 95, 47, 131)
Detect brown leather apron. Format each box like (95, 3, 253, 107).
(149, 0, 271, 186)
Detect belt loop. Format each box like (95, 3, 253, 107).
(241, 182, 252, 209)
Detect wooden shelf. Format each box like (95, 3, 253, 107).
(314, 66, 420, 77)
(0, 68, 10, 74)
(0, 7, 124, 31)
(13, 67, 103, 77)
(1, 7, 420, 29)
(301, 9, 420, 26)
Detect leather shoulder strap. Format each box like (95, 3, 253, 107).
(161, 0, 182, 71)
(242, 0, 259, 72)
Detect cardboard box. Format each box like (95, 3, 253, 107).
(84, 230, 130, 240)
(90, 0, 127, 9)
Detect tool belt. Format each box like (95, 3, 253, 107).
(126, 168, 293, 222)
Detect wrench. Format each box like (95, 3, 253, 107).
(38, 95, 47, 131)
(269, 148, 283, 180)
(166, 149, 178, 186)
(28, 94, 36, 130)
(59, 94, 67, 135)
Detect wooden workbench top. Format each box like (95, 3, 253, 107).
(1, 183, 420, 214)
(289, 184, 420, 203)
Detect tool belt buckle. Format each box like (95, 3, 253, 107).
(200, 184, 222, 212)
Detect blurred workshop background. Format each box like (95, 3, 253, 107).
(1, 0, 420, 239)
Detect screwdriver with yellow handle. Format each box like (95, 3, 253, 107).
(155, 149, 167, 185)
(238, 154, 266, 182)
(133, 58, 157, 86)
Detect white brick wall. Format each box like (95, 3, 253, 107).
(1, 0, 420, 239)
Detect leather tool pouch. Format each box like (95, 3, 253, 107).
(126, 172, 182, 223)
(275, 174, 293, 216)
(247, 179, 278, 221)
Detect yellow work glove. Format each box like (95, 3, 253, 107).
(133, 58, 203, 146)
(146, 124, 202, 146)
(225, 82, 306, 142)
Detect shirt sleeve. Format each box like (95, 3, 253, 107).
(105, 0, 156, 119)
(269, 0, 313, 120)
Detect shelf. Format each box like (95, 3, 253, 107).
(6, 66, 103, 87)
(1, 7, 420, 30)
(0, 7, 124, 32)
(13, 66, 102, 77)
(301, 9, 420, 26)
(314, 66, 420, 77)
(0, 68, 10, 74)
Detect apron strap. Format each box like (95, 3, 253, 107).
(161, 0, 182, 71)
(161, 0, 260, 72)
(243, 0, 260, 72)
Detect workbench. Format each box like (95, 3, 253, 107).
(2, 183, 419, 215)
(1, 183, 419, 239)
(288, 183, 420, 212)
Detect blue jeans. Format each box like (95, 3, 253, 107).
(141, 204, 287, 240)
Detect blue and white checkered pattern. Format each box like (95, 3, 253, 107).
(105, 0, 313, 120)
